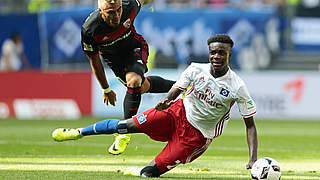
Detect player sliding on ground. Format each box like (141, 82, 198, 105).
(52, 34, 258, 178)
(82, 0, 175, 155)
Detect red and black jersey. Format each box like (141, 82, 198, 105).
(81, 0, 145, 63)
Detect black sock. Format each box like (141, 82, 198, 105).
(124, 87, 141, 119)
(146, 76, 175, 93)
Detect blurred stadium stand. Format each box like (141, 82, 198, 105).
(0, 0, 320, 71)
(1, 0, 320, 120)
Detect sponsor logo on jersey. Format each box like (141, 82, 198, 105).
(102, 36, 109, 41)
(137, 113, 147, 124)
(83, 42, 93, 51)
(101, 30, 132, 47)
(220, 88, 230, 97)
(194, 89, 222, 108)
(123, 18, 131, 28)
(200, 76, 205, 81)
(246, 99, 255, 110)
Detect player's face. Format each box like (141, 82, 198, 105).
(99, 1, 123, 27)
(208, 42, 231, 73)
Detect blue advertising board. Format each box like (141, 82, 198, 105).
(0, 14, 41, 69)
(39, 9, 91, 64)
(134, 8, 278, 69)
(37, 8, 279, 70)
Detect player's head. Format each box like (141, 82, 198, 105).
(207, 34, 233, 74)
(11, 32, 22, 44)
(98, 0, 123, 27)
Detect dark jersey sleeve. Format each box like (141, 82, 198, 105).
(128, 0, 141, 18)
(81, 27, 99, 55)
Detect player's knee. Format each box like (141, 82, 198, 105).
(140, 165, 161, 178)
(127, 79, 142, 88)
(126, 74, 142, 88)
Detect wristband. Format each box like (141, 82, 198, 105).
(103, 88, 111, 94)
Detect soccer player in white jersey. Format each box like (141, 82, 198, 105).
(52, 34, 258, 178)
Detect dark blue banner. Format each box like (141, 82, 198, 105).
(135, 8, 279, 69)
(39, 9, 91, 64)
(0, 14, 41, 69)
(39, 8, 279, 70)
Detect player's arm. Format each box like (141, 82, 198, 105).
(243, 116, 258, 169)
(137, 0, 153, 6)
(155, 64, 195, 110)
(87, 53, 117, 106)
(155, 86, 182, 111)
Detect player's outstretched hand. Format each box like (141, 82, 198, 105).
(103, 90, 117, 106)
(155, 98, 173, 111)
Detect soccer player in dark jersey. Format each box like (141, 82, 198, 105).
(81, 0, 175, 155)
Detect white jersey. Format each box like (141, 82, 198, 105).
(0, 39, 23, 70)
(174, 63, 256, 139)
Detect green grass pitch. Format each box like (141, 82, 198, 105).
(0, 118, 319, 179)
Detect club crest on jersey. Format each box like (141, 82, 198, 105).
(220, 88, 230, 97)
(102, 36, 108, 41)
(246, 99, 255, 109)
(83, 42, 93, 51)
(123, 18, 131, 28)
(137, 113, 147, 124)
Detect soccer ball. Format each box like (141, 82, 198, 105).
(251, 157, 281, 180)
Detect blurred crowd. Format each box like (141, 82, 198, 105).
(155, 0, 286, 9)
(0, 0, 320, 14)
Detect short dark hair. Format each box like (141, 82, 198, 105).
(207, 34, 234, 48)
(11, 32, 21, 39)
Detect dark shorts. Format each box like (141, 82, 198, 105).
(101, 34, 149, 86)
(109, 59, 147, 86)
(132, 99, 212, 173)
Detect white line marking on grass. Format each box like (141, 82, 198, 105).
(0, 140, 164, 148)
(212, 146, 320, 153)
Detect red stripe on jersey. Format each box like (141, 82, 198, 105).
(93, 9, 135, 43)
(214, 120, 222, 138)
(185, 86, 194, 96)
(242, 111, 256, 118)
(133, 27, 148, 63)
(214, 101, 235, 138)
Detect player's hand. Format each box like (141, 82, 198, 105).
(155, 98, 173, 111)
(103, 90, 117, 106)
(246, 160, 255, 169)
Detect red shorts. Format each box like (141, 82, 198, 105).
(133, 99, 212, 173)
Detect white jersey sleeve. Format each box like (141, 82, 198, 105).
(236, 83, 256, 118)
(174, 63, 199, 90)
